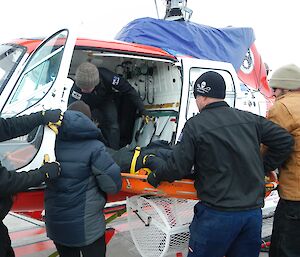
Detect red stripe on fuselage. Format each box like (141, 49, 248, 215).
(14, 240, 55, 257)
(10, 227, 46, 240)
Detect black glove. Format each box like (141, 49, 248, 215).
(145, 155, 166, 188)
(42, 109, 63, 125)
(144, 155, 165, 169)
(147, 172, 161, 188)
(38, 162, 61, 180)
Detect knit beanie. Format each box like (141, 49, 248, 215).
(269, 64, 300, 90)
(193, 71, 226, 99)
(67, 100, 92, 119)
(75, 62, 100, 90)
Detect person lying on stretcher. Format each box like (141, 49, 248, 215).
(108, 139, 178, 175)
(109, 138, 278, 196)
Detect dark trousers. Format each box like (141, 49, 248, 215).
(118, 96, 137, 147)
(187, 202, 262, 257)
(92, 99, 120, 150)
(269, 199, 300, 257)
(54, 234, 106, 257)
(0, 221, 15, 257)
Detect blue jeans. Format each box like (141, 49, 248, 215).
(187, 202, 262, 257)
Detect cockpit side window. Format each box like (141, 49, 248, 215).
(0, 44, 26, 94)
(2, 32, 67, 117)
(186, 68, 236, 119)
(0, 31, 68, 171)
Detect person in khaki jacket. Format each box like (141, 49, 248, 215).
(268, 64, 300, 257)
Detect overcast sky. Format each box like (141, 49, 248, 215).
(1, 0, 299, 71)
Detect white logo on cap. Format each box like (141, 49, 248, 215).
(196, 81, 211, 94)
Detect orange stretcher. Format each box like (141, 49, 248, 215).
(121, 170, 279, 200)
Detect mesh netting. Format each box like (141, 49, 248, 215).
(127, 195, 197, 257)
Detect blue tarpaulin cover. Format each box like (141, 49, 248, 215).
(115, 17, 255, 71)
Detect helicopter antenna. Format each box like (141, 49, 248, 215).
(154, 0, 160, 18)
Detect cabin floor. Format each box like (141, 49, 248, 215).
(5, 210, 271, 257)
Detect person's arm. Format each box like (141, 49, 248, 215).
(146, 123, 196, 187)
(0, 162, 60, 196)
(101, 68, 145, 115)
(91, 142, 122, 194)
(259, 115, 294, 173)
(0, 110, 62, 142)
(118, 79, 145, 115)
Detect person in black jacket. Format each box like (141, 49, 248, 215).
(0, 110, 62, 257)
(68, 62, 146, 150)
(144, 71, 294, 257)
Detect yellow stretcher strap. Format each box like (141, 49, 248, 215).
(141, 155, 155, 175)
(142, 154, 155, 165)
(130, 148, 154, 175)
(141, 168, 152, 175)
(130, 147, 141, 174)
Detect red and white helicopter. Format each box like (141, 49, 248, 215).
(0, 0, 277, 253)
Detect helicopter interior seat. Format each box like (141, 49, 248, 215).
(129, 109, 178, 148)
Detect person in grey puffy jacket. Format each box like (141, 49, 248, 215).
(44, 101, 122, 257)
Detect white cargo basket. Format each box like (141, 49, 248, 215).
(127, 195, 197, 257)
